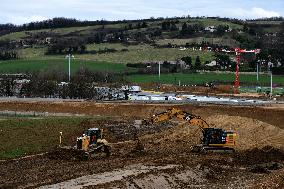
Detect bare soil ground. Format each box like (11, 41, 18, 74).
(0, 101, 283, 188)
(0, 101, 283, 128)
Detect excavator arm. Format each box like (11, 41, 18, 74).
(143, 108, 210, 130)
(143, 108, 178, 124)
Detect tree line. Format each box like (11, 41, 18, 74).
(0, 16, 266, 37)
(0, 68, 125, 98)
(0, 17, 173, 36)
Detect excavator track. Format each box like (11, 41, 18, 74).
(191, 145, 235, 153)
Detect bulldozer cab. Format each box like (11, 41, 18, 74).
(84, 128, 102, 145)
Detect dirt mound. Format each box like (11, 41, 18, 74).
(140, 114, 284, 154)
(141, 122, 202, 154)
(206, 115, 284, 150)
(250, 168, 284, 189)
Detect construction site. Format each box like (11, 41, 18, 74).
(0, 99, 283, 189)
(1, 0, 284, 188)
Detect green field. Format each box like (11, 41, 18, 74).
(1, 58, 283, 86)
(0, 59, 134, 74)
(0, 117, 84, 159)
(128, 73, 284, 86)
(0, 116, 109, 159)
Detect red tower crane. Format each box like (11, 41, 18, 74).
(223, 48, 260, 94)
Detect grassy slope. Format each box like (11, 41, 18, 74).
(0, 18, 246, 42)
(83, 44, 214, 63)
(0, 26, 99, 41)
(0, 32, 28, 41)
(1, 18, 281, 42)
(0, 18, 244, 65)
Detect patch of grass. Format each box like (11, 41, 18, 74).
(127, 73, 284, 86)
(262, 25, 283, 33)
(80, 44, 214, 63)
(0, 31, 28, 40)
(0, 24, 123, 41)
(0, 26, 96, 41)
(0, 59, 135, 74)
(156, 37, 239, 48)
(0, 148, 26, 159)
(189, 18, 243, 29)
(86, 43, 130, 51)
(0, 117, 109, 159)
(18, 47, 47, 59)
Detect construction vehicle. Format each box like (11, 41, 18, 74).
(143, 108, 237, 152)
(56, 128, 111, 160)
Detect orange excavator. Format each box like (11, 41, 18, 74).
(143, 108, 237, 152)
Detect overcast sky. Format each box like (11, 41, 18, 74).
(1, 0, 283, 25)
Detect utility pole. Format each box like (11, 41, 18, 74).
(66, 54, 74, 82)
(270, 71, 273, 98)
(158, 62, 161, 80)
(256, 60, 259, 83)
(68, 54, 71, 82)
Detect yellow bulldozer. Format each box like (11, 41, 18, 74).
(53, 128, 111, 160)
(143, 108, 237, 152)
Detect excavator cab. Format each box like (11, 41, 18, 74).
(200, 128, 237, 152)
(203, 128, 236, 146)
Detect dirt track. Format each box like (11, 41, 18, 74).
(0, 101, 284, 188)
(0, 101, 283, 128)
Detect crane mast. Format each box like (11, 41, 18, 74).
(223, 48, 261, 93)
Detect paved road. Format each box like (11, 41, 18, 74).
(0, 96, 282, 106)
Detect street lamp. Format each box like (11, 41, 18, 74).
(65, 54, 75, 82)
(158, 62, 161, 80)
(256, 60, 260, 83)
(270, 70, 273, 98)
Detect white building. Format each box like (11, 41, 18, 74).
(204, 26, 216, 33)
